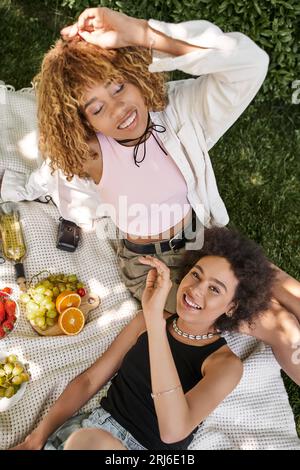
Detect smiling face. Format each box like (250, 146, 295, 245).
(81, 81, 149, 140)
(176, 256, 239, 330)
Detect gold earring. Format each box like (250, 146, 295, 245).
(226, 303, 237, 318)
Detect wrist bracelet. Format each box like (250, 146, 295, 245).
(151, 384, 181, 399)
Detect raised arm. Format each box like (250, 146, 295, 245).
(61, 7, 201, 56)
(150, 332, 242, 443)
(11, 313, 145, 450)
(147, 20, 269, 150)
(139, 256, 242, 443)
(62, 7, 269, 150)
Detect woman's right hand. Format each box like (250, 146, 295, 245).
(61, 7, 147, 49)
(139, 256, 172, 326)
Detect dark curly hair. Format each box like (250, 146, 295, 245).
(180, 227, 276, 332)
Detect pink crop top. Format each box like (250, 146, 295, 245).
(96, 131, 191, 236)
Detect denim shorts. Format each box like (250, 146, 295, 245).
(44, 406, 146, 450)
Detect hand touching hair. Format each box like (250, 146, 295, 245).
(34, 39, 167, 180)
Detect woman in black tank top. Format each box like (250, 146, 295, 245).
(12, 228, 275, 450)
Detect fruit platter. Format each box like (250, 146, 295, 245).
(20, 272, 100, 336)
(0, 352, 30, 412)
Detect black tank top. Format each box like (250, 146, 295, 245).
(101, 316, 227, 450)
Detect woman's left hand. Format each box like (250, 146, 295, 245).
(139, 256, 172, 322)
(61, 7, 146, 49)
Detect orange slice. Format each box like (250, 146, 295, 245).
(58, 307, 85, 335)
(55, 291, 81, 314)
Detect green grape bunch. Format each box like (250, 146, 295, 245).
(20, 273, 85, 331)
(0, 354, 30, 399)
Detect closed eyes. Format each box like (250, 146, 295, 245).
(92, 106, 103, 116)
(91, 83, 125, 116)
(114, 83, 124, 93)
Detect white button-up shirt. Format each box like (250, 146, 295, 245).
(1, 18, 269, 230)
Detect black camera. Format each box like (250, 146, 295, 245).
(56, 217, 81, 252)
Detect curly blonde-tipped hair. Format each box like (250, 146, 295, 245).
(34, 39, 168, 180)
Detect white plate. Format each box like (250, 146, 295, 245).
(0, 351, 28, 412)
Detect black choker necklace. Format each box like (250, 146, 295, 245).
(116, 113, 167, 167)
(172, 318, 220, 340)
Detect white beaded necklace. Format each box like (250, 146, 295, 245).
(172, 318, 220, 341)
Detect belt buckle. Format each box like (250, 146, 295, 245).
(168, 232, 183, 251)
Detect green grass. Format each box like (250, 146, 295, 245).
(211, 101, 300, 279)
(210, 101, 300, 436)
(0, 0, 72, 89)
(1, 0, 299, 438)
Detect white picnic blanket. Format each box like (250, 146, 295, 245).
(0, 84, 299, 450)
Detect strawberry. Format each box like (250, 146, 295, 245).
(0, 302, 5, 323)
(7, 313, 16, 324)
(2, 320, 14, 333)
(77, 288, 86, 297)
(0, 326, 6, 338)
(0, 287, 12, 296)
(4, 299, 16, 316)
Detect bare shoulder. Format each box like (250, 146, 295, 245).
(84, 134, 103, 184)
(202, 344, 243, 383)
(183, 345, 243, 427)
(87, 134, 102, 159)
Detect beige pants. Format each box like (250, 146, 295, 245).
(115, 239, 188, 313)
(115, 214, 202, 313)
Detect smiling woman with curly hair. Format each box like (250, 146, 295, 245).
(34, 39, 167, 180)
(180, 227, 276, 332)
(11, 227, 276, 450)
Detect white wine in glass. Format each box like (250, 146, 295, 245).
(0, 202, 27, 291)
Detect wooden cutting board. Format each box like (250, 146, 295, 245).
(30, 292, 100, 336)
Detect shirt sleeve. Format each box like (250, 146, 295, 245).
(0, 164, 50, 202)
(148, 19, 269, 150)
(0, 165, 97, 231)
